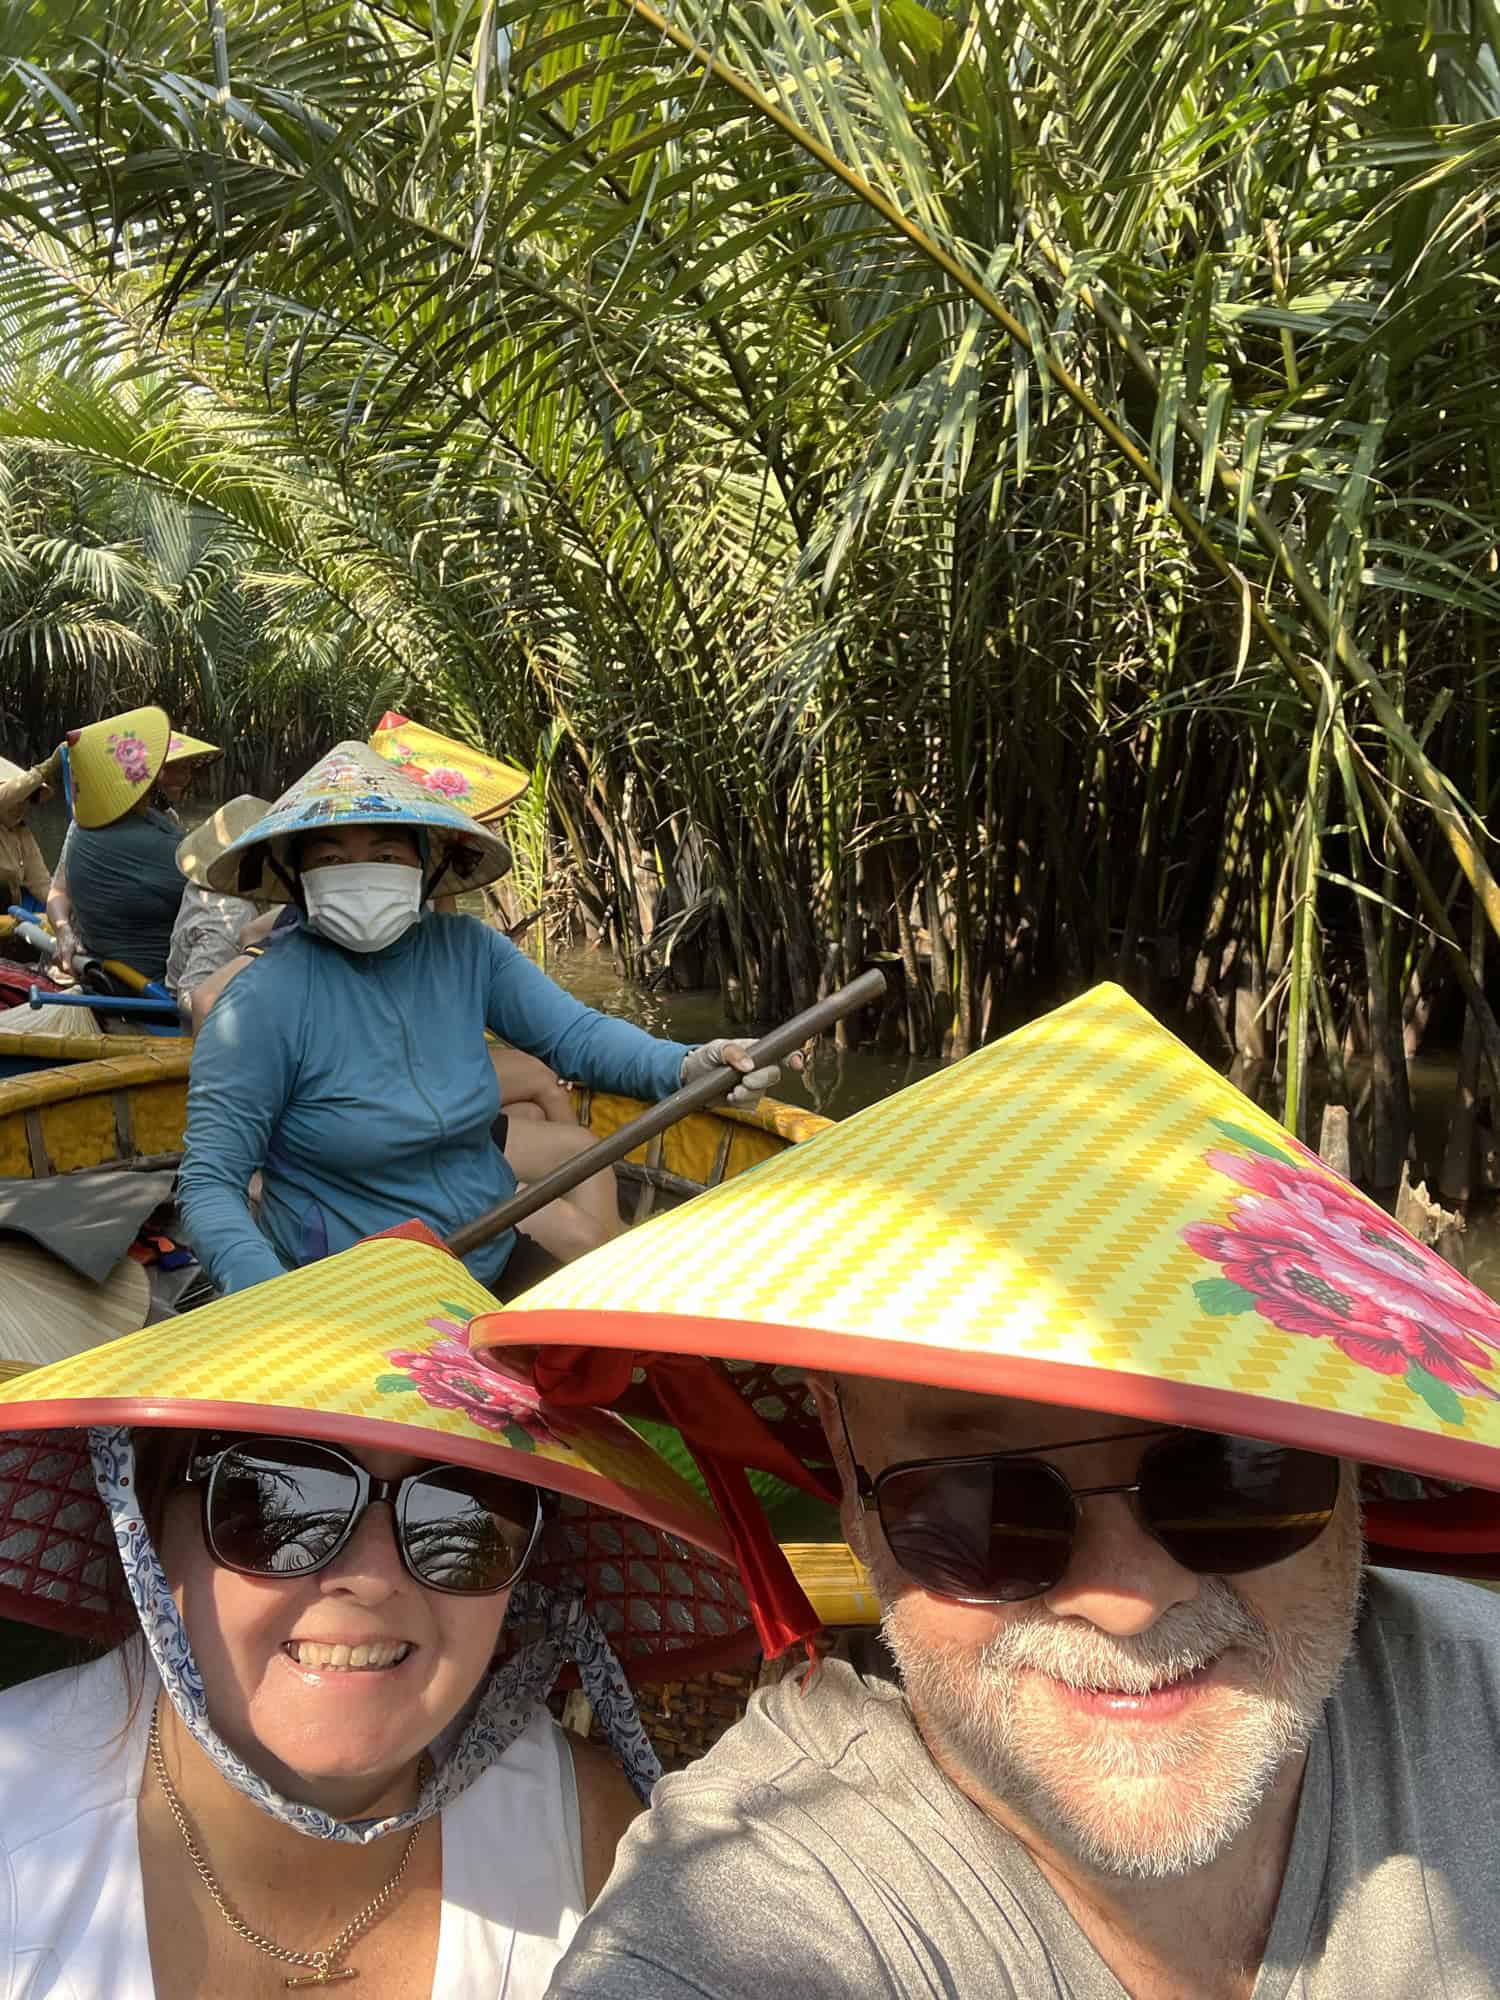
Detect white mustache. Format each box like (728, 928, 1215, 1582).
(973, 1580, 1273, 1695)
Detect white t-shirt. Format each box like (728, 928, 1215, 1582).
(0, 1655, 586, 1999)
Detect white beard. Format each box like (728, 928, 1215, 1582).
(884, 1537, 1361, 1880)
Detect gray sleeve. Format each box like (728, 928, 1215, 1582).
(545, 1777, 880, 2000)
(166, 911, 239, 998)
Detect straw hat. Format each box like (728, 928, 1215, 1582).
(65, 707, 171, 828)
(369, 712, 529, 824)
(175, 795, 272, 889)
(0, 1242, 150, 1369)
(162, 729, 223, 771)
(0, 1234, 755, 1671)
(0, 756, 52, 820)
(0, 999, 100, 1040)
(473, 982, 1500, 1580)
(205, 742, 513, 902)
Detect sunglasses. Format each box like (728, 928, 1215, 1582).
(184, 1435, 544, 1597)
(845, 1421, 1339, 1604)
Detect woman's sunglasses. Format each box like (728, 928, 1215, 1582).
(184, 1435, 544, 1597)
(844, 1420, 1339, 1603)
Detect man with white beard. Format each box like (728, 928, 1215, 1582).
(474, 984, 1500, 1999)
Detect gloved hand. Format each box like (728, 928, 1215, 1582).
(680, 1038, 791, 1112)
(50, 920, 80, 980)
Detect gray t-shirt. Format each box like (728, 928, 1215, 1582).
(165, 883, 259, 997)
(550, 1570, 1500, 1998)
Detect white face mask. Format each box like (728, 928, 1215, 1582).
(302, 861, 423, 953)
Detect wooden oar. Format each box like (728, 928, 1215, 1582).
(446, 967, 887, 1257)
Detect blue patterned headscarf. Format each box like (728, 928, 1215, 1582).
(88, 1425, 661, 1840)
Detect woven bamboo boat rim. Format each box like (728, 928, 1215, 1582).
(0, 1043, 194, 1112)
(0, 1032, 173, 1065)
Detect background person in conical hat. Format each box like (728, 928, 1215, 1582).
(165, 793, 274, 1007)
(157, 726, 224, 817)
(178, 742, 789, 1302)
(43, 707, 222, 985)
(0, 751, 54, 916)
(478, 983, 1500, 2000)
(0, 1236, 762, 1995)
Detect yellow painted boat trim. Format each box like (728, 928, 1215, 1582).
(781, 1543, 880, 1627)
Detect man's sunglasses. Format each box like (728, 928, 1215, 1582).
(843, 1420, 1339, 1603)
(184, 1435, 544, 1596)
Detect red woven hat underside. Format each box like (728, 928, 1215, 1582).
(525, 1498, 755, 1682)
(0, 1429, 756, 1679)
(0, 1432, 131, 1642)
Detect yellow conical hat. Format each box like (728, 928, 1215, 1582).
(473, 984, 1500, 1514)
(0, 1235, 754, 1671)
(369, 713, 529, 824)
(162, 728, 223, 769)
(66, 707, 170, 828)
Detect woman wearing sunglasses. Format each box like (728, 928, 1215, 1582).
(0, 1235, 759, 1998)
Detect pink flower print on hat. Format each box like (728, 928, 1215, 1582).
(377, 1304, 578, 1449)
(108, 732, 152, 784)
(1183, 1119, 1500, 1425)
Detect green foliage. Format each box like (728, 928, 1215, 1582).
(1, 0, 1498, 1189)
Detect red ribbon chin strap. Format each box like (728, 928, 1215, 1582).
(534, 1344, 833, 1660)
(366, 1228, 828, 1660)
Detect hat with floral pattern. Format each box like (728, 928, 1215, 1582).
(64, 706, 171, 828)
(369, 713, 529, 824)
(0, 1233, 755, 1677)
(471, 983, 1500, 1578)
(161, 728, 223, 771)
(206, 741, 513, 900)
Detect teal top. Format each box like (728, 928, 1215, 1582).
(60, 808, 184, 983)
(179, 913, 693, 1293)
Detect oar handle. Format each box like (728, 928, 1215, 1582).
(446, 967, 887, 1258)
(29, 987, 182, 1021)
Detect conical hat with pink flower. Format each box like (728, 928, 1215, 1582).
(472, 983, 1500, 1576)
(369, 713, 529, 824)
(0, 1235, 755, 1676)
(65, 706, 171, 828)
(162, 728, 223, 770)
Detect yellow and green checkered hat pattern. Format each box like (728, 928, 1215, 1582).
(66, 706, 170, 828)
(0, 1237, 759, 1668)
(477, 983, 1500, 1499)
(0, 1236, 725, 1551)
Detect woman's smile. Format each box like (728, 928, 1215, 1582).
(282, 1637, 416, 1674)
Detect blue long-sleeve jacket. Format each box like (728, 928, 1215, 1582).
(178, 914, 692, 1294)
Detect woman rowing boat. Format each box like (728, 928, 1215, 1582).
(179, 743, 783, 1298)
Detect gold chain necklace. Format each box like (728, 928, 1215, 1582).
(148, 1702, 428, 1989)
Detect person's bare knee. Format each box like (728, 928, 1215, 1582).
(503, 1122, 623, 1260)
